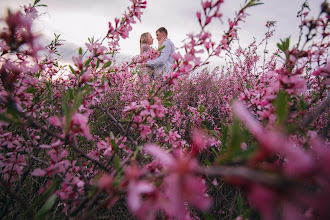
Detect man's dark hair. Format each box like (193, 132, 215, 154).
(157, 27, 168, 36)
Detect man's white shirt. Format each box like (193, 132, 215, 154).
(146, 39, 175, 74)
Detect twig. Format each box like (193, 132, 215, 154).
(69, 137, 109, 172)
(299, 95, 330, 130)
(101, 106, 137, 148)
(197, 166, 293, 189)
(73, 136, 91, 193)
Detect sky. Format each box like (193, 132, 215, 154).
(0, 0, 326, 68)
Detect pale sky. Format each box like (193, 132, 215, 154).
(0, 0, 326, 67)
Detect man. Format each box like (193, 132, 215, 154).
(146, 27, 175, 75)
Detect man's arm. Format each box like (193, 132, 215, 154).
(146, 40, 172, 68)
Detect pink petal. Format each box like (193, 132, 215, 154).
(49, 116, 61, 126)
(232, 101, 263, 136)
(144, 144, 174, 167)
(32, 168, 47, 176)
(40, 144, 52, 149)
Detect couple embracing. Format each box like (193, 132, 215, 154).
(139, 27, 175, 77)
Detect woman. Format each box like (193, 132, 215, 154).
(140, 32, 154, 55)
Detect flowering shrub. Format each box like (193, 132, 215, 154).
(0, 0, 329, 219)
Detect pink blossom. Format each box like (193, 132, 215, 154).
(144, 144, 211, 218)
(127, 181, 155, 213)
(72, 55, 83, 70)
(165, 130, 181, 144)
(98, 174, 113, 192)
(140, 100, 156, 118)
(71, 113, 92, 140)
(233, 101, 314, 176)
(144, 144, 174, 167)
(123, 102, 138, 112)
(191, 129, 208, 154)
(139, 124, 151, 139)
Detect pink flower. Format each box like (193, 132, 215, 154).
(71, 113, 92, 140)
(72, 55, 83, 70)
(165, 130, 181, 144)
(97, 138, 113, 156)
(144, 144, 211, 218)
(80, 69, 91, 83)
(140, 100, 156, 118)
(139, 124, 151, 139)
(123, 102, 138, 112)
(232, 101, 314, 176)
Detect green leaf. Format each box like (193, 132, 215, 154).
(303, 1, 311, 10)
(102, 61, 112, 69)
(35, 194, 57, 219)
(84, 58, 91, 67)
(133, 146, 142, 159)
(149, 84, 155, 97)
(162, 90, 172, 100)
(278, 37, 290, 53)
(67, 88, 74, 101)
(96, 58, 100, 69)
(220, 123, 229, 149)
(203, 212, 215, 220)
(33, 0, 41, 6)
(237, 193, 243, 215)
(35, 4, 47, 7)
(249, 2, 264, 7)
(242, 209, 251, 219)
(285, 37, 290, 51)
(119, 118, 129, 123)
(164, 102, 174, 107)
(63, 103, 71, 135)
(229, 119, 243, 154)
(26, 86, 38, 94)
(114, 156, 120, 172)
(78, 47, 83, 55)
(299, 97, 307, 111)
(274, 90, 288, 125)
(69, 65, 77, 76)
(111, 139, 118, 153)
(158, 45, 165, 51)
(62, 93, 71, 135)
(198, 105, 207, 114)
(211, 147, 219, 156)
(73, 89, 83, 111)
(277, 43, 284, 52)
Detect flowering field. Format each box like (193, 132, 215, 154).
(0, 0, 329, 219)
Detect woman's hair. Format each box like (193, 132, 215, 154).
(140, 32, 149, 54)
